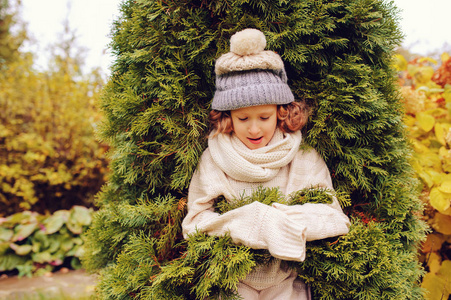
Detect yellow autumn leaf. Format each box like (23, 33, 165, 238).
(419, 171, 434, 188)
(442, 206, 451, 216)
(422, 233, 445, 253)
(393, 54, 408, 71)
(410, 159, 434, 187)
(403, 115, 416, 127)
(417, 112, 435, 132)
(408, 64, 435, 86)
(443, 160, 451, 173)
(426, 170, 447, 187)
(438, 181, 451, 193)
(441, 52, 450, 64)
(426, 252, 442, 274)
(442, 123, 451, 131)
(430, 187, 451, 213)
(444, 85, 451, 103)
(419, 57, 438, 65)
(435, 123, 446, 145)
(437, 260, 451, 294)
(421, 272, 449, 300)
(415, 152, 442, 171)
(425, 108, 448, 119)
(441, 174, 451, 182)
(412, 140, 431, 154)
(432, 213, 451, 235)
(439, 146, 449, 158)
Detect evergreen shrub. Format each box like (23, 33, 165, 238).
(0, 55, 108, 215)
(83, 0, 427, 299)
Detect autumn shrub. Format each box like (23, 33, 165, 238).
(0, 54, 109, 215)
(396, 53, 451, 300)
(0, 0, 25, 69)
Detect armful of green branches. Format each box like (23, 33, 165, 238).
(149, 187, 350, 300)
(214, 186, 350, 214)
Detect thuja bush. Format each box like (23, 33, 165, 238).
(396, 53, 451, 300)
(0, 54, 109, 215)
(83, 0, 427, 299)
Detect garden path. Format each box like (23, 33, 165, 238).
(0, 269, 96, 299)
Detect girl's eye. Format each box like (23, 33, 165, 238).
(238, 117, 248, 121)
(260, 117, 269, 120)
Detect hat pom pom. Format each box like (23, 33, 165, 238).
(230, 28, 266, 56)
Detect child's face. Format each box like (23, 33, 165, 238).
(230, 104, 278, 150)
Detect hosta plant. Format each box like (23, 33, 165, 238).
(0, 206, 93, 277)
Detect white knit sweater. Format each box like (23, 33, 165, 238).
(182, 129, 350, 293)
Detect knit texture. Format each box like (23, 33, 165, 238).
(215, 28, 283, 74)
(211, 69, 294, 111)
(182, 131, 350, 296)
(211, 28, 295, 111)
(229, 28, 266, 56)
(238, 269, 309, 299)
(215, 51, 284, 75)
(208, 128, 301, 182)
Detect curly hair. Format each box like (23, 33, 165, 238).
(209, 101, 310, 137)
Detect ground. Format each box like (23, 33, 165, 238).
(0, 269, 96, 300)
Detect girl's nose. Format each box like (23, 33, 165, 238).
(248, 122, 260, 135)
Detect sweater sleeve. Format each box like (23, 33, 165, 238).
(182, 150, 307, 262)
(276, 148, 350, 241)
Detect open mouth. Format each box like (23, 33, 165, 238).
(248, 137, 263, 144)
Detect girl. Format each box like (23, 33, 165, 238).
(182, 28, 350, 300)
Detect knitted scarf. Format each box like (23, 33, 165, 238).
(208, 128, 302, 183)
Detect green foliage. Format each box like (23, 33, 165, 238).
(395, 53, 451, 300)
(150, 188, 343, 300)
(150, 233, 257, 300)
(82, 193, 186, 275)
(298, 219, 424, 300)
(148, 188, 424, 300)
(214, 186, 349, 214)
(0, 52, 108, 215)
(0, 206, 93, 277)
(96, 231, 256, 300)
(83, 0, 427, 299)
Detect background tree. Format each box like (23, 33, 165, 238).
(83, 0, 427, 299)
(0, 0, 109, 276)
(0, 0, 25, 67)
(0, 6, 108, 215)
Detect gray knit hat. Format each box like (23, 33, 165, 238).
(211, 28, 294, 111)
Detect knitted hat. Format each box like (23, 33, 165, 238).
(212, 28, 294, 111)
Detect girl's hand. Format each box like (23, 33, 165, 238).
(272, 202, 350, 241)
